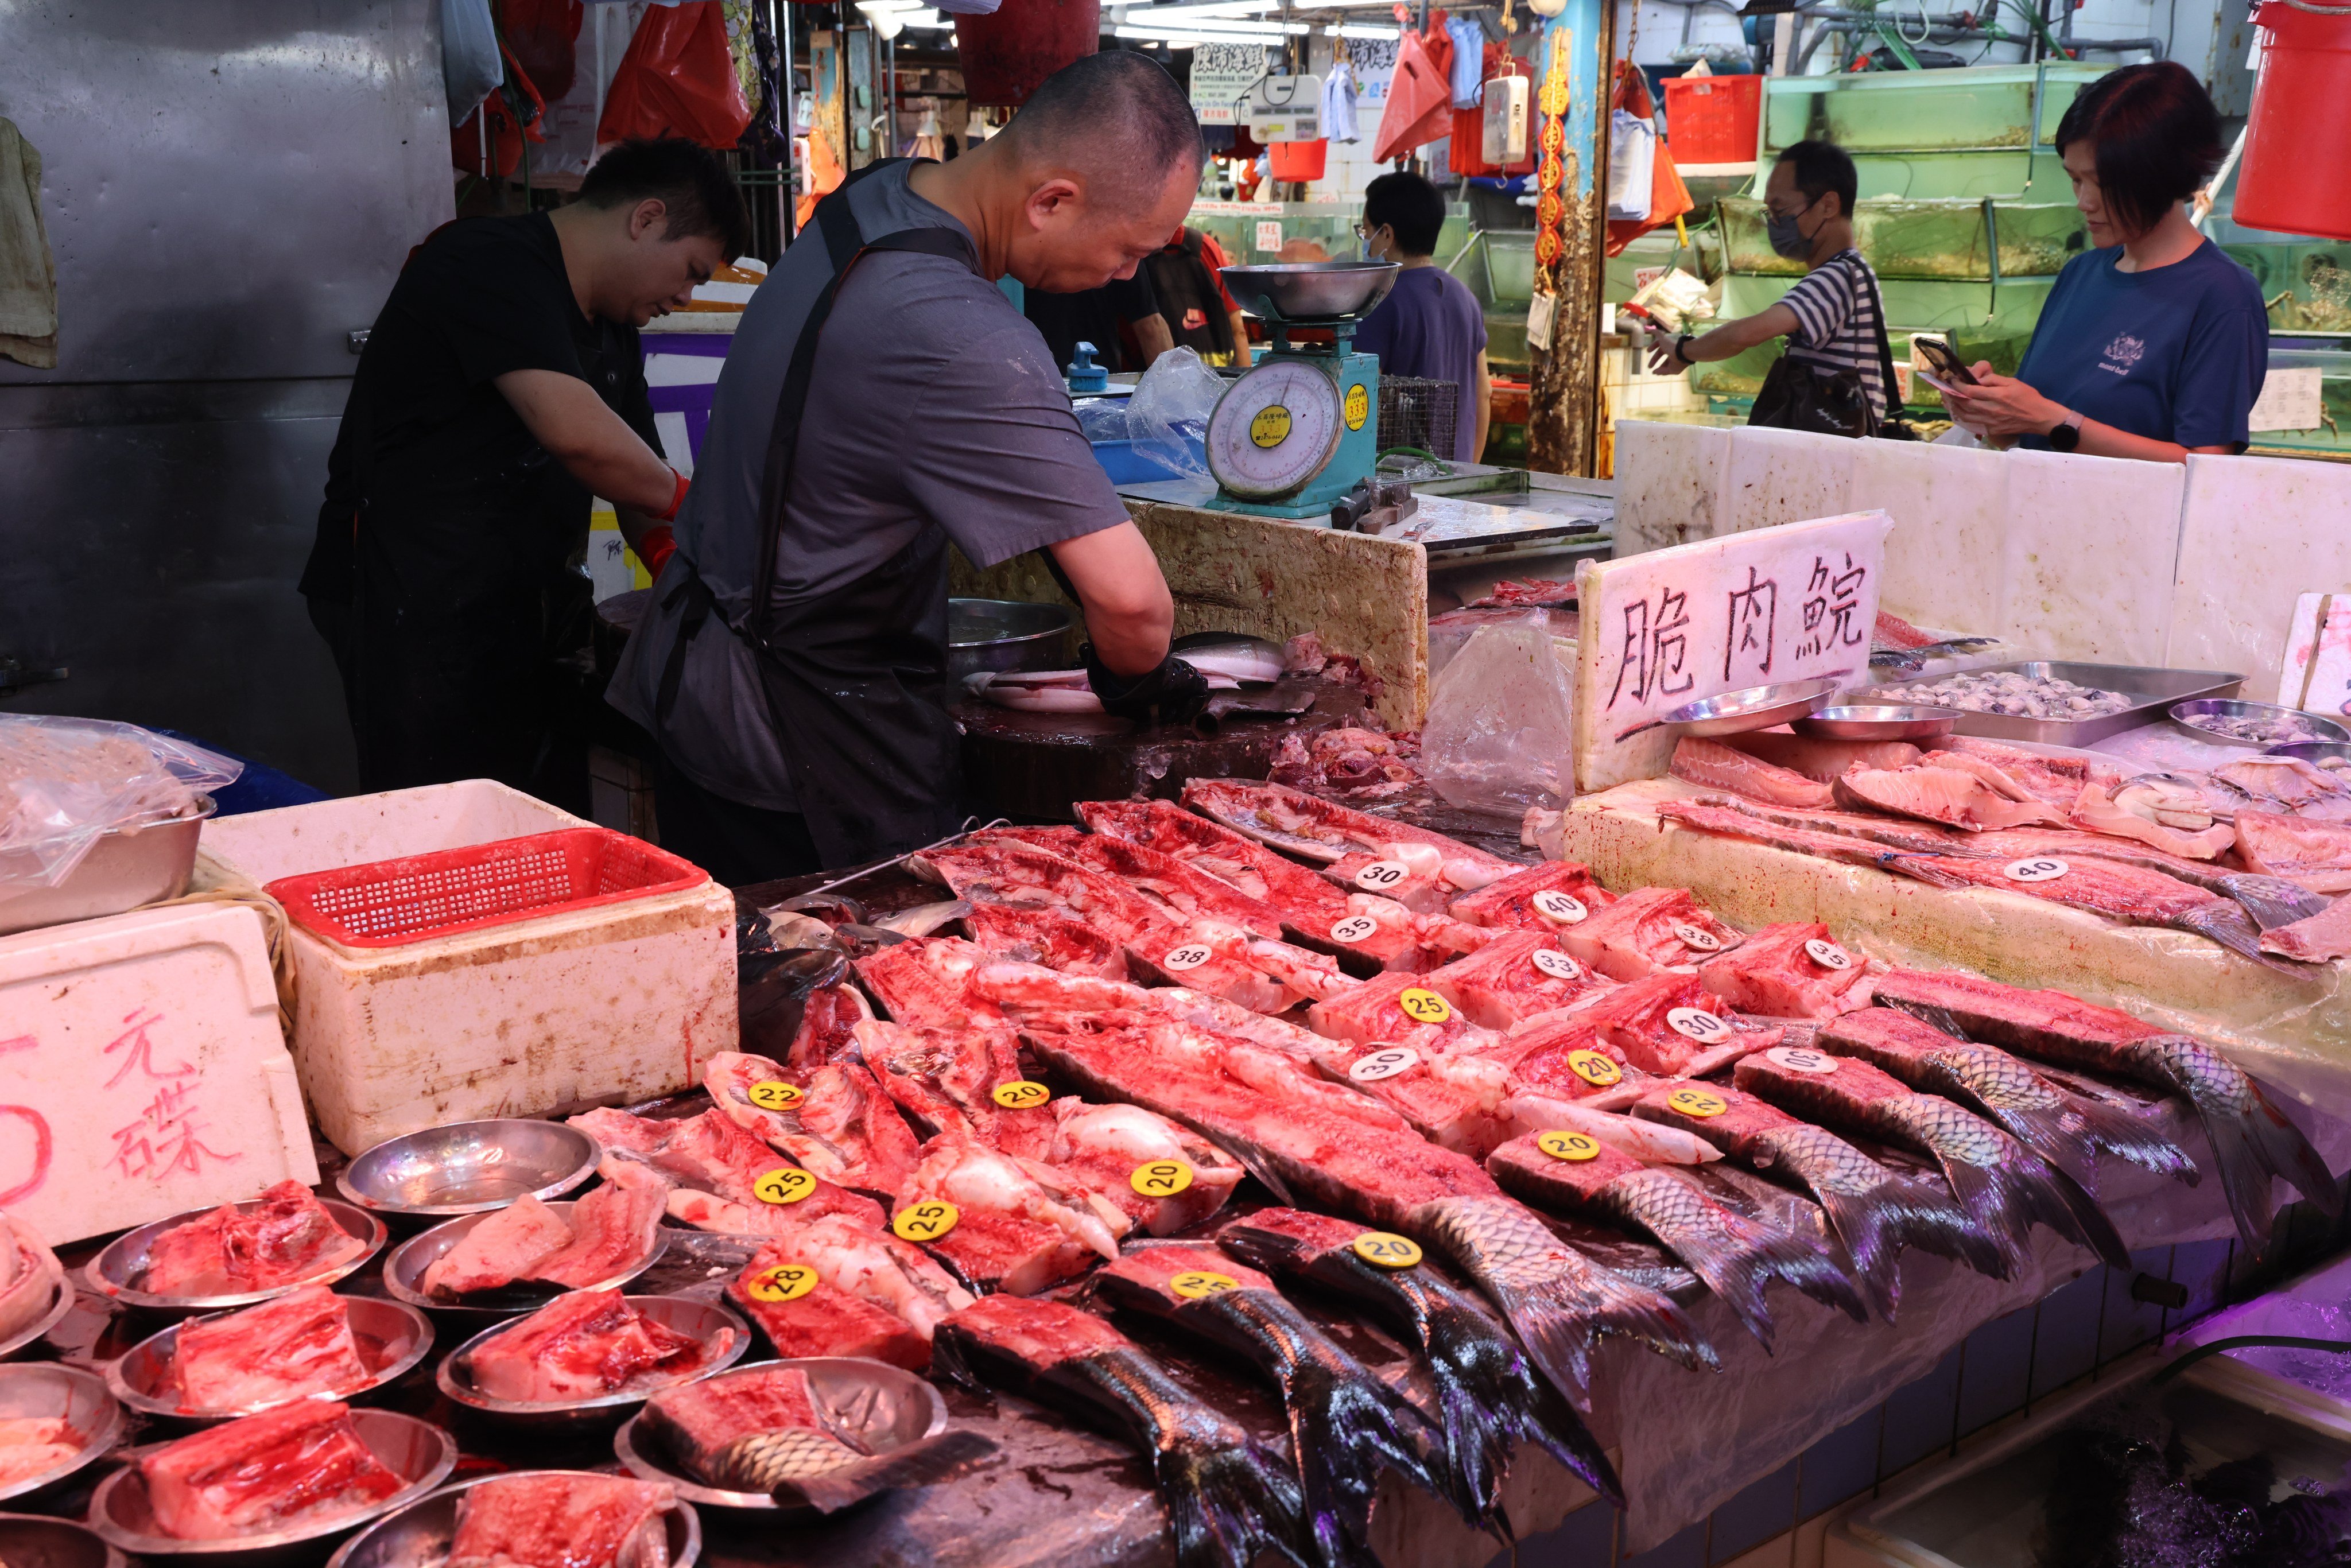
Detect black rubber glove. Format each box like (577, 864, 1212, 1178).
(1084, 642, 1211, 725)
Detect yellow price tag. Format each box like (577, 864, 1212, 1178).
(992, 1080, 1052, 1110)
(752, 1167, 816, 1206)
(1131, 1159, 1194, 1197)
(1536, 1130, 1603, 1162)
(1667, 1088, 1729, 1119)
(1343, 383, 1370, 431)
(746, 1262, 818, 1302)
(1565, 1049, 1622, 1087)
(1351, 1232, 1423, 1269)
(1398, 988, 1452, 1024)
(1250, 405, 1293, 448)
(747, 1080, 804, 1112)
(1171, 1270, 1239, 1299)
(892, 1200, 960, 1242)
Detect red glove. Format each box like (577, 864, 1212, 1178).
(636, 524, 677, 579)
(657, 467, 689, 522)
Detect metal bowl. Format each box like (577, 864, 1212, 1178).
(0, 1223, 73, 1361)
(0, 795, 217, 938)
(2169, 698, 2351, 751)
(947, 599, 1076, 685)
(1791, 704, 1963, 741)
(436, 1296, 748, 1431)
(2264, 740, 2351, 767)
(106, 1297, 434, 1425)
(1661, 676, 1844, 738)
(324, 1472, 699, 1568)
(86, 1198, 386, 1316)
(86, 1410, 454, 1567)
(381, 1202, 669, 1324)
(612, 1356, 951, 1515)
(0, 1513, 129, 1568)
(336, 1121, 599, 1223)
(1219, 262, 1401, 324)
(0, 1364, 124, 1505)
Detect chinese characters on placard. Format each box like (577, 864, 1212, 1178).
(1604, 551, 1870, 712)
(101, 1009, 240, 1184)
(1607, 587, 1693, 708)
(1794, 552, 1868, 663)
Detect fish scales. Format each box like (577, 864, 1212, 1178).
(1654, 803, 1977, 886)
(1890, 854, 2292, 971)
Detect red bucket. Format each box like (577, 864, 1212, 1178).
(953, 0, 1102, 108)
(1268, 138, 1328, 180)
(2237, 0, 2351, 239)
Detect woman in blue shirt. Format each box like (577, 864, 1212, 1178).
(1943, 63, 2267, 462)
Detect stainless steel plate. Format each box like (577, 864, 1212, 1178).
(2168, 698, 2351, 751)
(947, 599, 1076, 685)
(86, 1198, 386, 1315)
(324, 1472, 699, 1568)
(1662, 677, 1843, 738)
(106, 1297, 434, 1423)
(0, 1364, 124, 1505)
(336, 1121, 598, 1221)
(436, 1297, 748, 1430)
(0, 795, 216, 937)
(86, 1410, 454, 1565)
(0, 1220, 72, 1359)
(612, 1356, 950, 1515)
(381, 1202, 668, 1323)
(1791, 704, 1962, 741)
(1867, 661, 2242, 747)
(0, 1513, 129, 1568)
(1219, 261, 1400, 324)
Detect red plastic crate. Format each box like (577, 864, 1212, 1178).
(266, 828, 708, 949)
(1663, 75, 1763, 166)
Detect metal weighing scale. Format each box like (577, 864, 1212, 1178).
(1206, 262, 1401, 522)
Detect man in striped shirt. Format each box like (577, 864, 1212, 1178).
(1647, 140, 1891, 431)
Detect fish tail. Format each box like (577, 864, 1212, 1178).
(2175, 903, 2308, 975)
(2149, 1038, 2340, 1248)
(2051, 1086, 2200, 1187)
(769, 1430, 999, 1515)
(1616, 1178, 1860, 1349)
(1279, 1354, 1449, 1564)
(1422, 1288, 1624, 1518)
(1890, 1178, 2020, 1284)
(1978, 1098, 2107, 1192)
(1883, 1111, 2040, 1274)
(1159, 1437, 1317, 1568)
(1901, 1100, 2129, 1269)
(2037, 1161, 2133, 1270)
(2214, 874, 2331, 934)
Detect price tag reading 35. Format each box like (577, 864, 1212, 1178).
(1537, 1130, 1603, 1162)
(1354, 860, 1411, 891)
(1351, 1232, 1424, 1269)
(1666, 1007, 1731, 1042)
(2005, 857, 2069, 883)
(1531, 890, 1589, 925)
(1767, 1046, 1839, 1074)
(747, 1262, 818, 1302)
(1531, 949, 1582, 981)
(1398, 988, 1452, 1024)
(747, 1080, 804, 1112)
(1666, 1087, 1729, 1119)
(1159, 944, 1214, 972)
(1132, 1159, 1195, 1197)
(893, 1201, 960, 1242)
(1349, 1047, 1418, 1082)
(992, 1080, 1052, 1110)
(1802, 939, 1853, 970)
(1171, 1270, 1239, 1299)
(1329, 914, 1382, 945)
(753, 1167, 816, 1206)
(1672, 922, 1724, 953)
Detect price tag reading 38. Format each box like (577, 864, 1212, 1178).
(1802, 939, 1853, 970)
(1531, 890, 1589, 925)
(1354, 860, 1411, 891)
(1132, 1159, 1195, 1197)
(1767, 1046, 1840, 1075)
(747, 1262, 818, 1302)
(1351, 1232, 1424, 1269)
(893, 1201, 960, 1243)
(1666, 1007, 1731, 1043)
(1159, 944, 1215, 973)
(753, 1167, 817, 1206)
(747, 1080, 805, 1112)
(1398, 988, 1452, 1024)
(1537, 1130, 1603, 1162)
(1329, 914, 1382, 945)
(1531, 949, 1582, 981)
(1672, 922, 1724, 953)
(2005, 857, 2069, 883)
(992, 1080, 1052, 1110)
(1666, 1087, 1729, 1119)
(1171, 1270, 1239, 1299)
(1349, 1047, 1419, 1083)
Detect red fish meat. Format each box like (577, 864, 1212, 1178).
(420, 1195, 574, 1299)
(897, 1132, 1125, 1296)
(1426, 929, 1610, 1029)
(783, 985, 872, 1072)
(1045, 1099, 1247, 1235)
(170, 1286, 371, 1411)
(1668, 738, 1834, 809)
(1698, 922, 1874, 1019)
(2259, 895, 2351, 962)
(1496, 1018, 1648, 1108)
(1076, 798, 1353, 935)
(1562, 886, 1745, 983)
(638, 1365, 831, 1480)
(141, 1182, 365, 1297)
(2234, 808, 2351, 894)
(140, 1401, 406, 1540)
(529, 1160, 669, 1288)
(914, 841, 1176, 946)
(1030, 831, 1289, 940)
(446, 1473, 675, 1568)
(855, 1019, 1053, 1156)
(1447, 859, 1619, 932)
(703, 1049, 921, 1196)
(1180, 778, 1516, 886)
(571, 1107, 883, 1237)
(854, 937, 1010, 1027)
(961, 901, 1131, 980)
(1888, 851, 2287, 969)
(1833, 765, 2068, 831)
(465, 1287, 727, 1403)
(1719, 732, 1925, 783)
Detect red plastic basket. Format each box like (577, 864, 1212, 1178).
(1663, 75, 1763, 166)
(266, 828, 708, 949)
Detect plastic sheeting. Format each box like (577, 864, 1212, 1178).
(0, 717, 240, 894)
(1419, 623, 1576, 814)
(1124, 347, 1224, 483)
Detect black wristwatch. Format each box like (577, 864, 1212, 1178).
(2047, 409, 2084, 452)
(1674, 332, 1695, 364)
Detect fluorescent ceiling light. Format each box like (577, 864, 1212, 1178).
(1116, 18, 1306, 38)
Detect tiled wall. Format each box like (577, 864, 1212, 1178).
(1488, 1185, 2351, 1568)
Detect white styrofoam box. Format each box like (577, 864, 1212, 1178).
(200, 779, 588, 888)
(204, 781, 738, 1157)
(1999, 448, 2185, 666)
(2167, 452, 2351, 696)
(1612, 420, 1732, 556)
(0, 903, 317, 1244)
(1722, 425, 1859, 535)
(1850, 437, 2009, 635)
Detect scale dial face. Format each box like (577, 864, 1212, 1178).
(1206, 358, 1344, 499)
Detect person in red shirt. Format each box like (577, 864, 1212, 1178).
(1144, 226, 1254, 367)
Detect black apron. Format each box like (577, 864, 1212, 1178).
(655, 161, 978, 869)
(1144, 232, 1236, 359)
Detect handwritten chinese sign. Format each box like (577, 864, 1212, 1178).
(1574, 511, 1891, 792)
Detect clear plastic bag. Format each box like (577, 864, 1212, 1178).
(1419, 623, 1576, 814)
(1124, 347, 1225, 482)
(0, 717, 243, 891)
(1074, 398, 1131, 443)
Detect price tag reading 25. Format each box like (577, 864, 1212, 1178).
(1132, 1159, 1195, 1197)
(753, 1167, 817, 1206)
(1398, 988, 1452, 1024)
(747, 1080, 805, 1112)
(1171, 1270, 1239, 1299)
(1666, 1087, 1729, 1119)
(893, 1201, 960, 1243)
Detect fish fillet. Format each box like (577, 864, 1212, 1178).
(1719, 732, 1923, 783)
(1669, 738, 1833, 809)
(2234, 809, 2351, 894)
(1833, 766, 2067, 832)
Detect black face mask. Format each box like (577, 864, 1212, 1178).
(1767, 196, 1816, 259)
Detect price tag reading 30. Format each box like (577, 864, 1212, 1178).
(1672, 922, 1724, 953)
(753, 1167, 817, 1206)
(893, 1200, 960, 1242)
(993, 1080, 1052, 1109)
(1398, 988, 1452, 1024)
(747, 1080, 805, 1112)
(1531, 949, 1583, 981)
(1159, 944, 1215, 973)
(1329, 914, 1383, 945)
(1354, 860, 1411, 891)
(1171, 1270, 1239, 1299)
(1531, 890, 1589, 925)
(1802, 939, 1853, 970)
(2005, 857, 2069, 883)
(1666, 1087, 1729, 1119)
(1537, 1130, 1603, 1162)
(1349, 1047, 1419, 1082)
(1351, 1232, 1424, 1269)
(747, 1262, 818, 1302)
(1767, 1046, 1839, 1075)
(1666, 1007, 1731, 1042)
(1132, 1159, 1195, 1197)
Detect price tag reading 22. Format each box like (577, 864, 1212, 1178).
(1132, 1160, 1194, 1197)
(753, 1167, 817, 1206)
(1398, 988, 1452, 1024)
(893, 1201, 959, 1242)
(747, 1262, 818, 1302)
(747, 1080, 805, 1112)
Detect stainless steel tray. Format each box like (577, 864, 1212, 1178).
(0, 796, 216, 937)
(1867, 661, 2242, 747)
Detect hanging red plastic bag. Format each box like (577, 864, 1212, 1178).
(452, 41, 548, 178)
(1605, 63, 1693, 257)
(1374, 21, 1455, 162)
(597, 0, 752, 150)
(502, 0, 584, 105)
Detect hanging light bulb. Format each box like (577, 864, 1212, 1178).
(856, 0, 909, 37)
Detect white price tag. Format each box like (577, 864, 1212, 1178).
(1329, 915, 1382, 944)
(1767, 1045, 1840, 1074)
(1354, 860, 1411, 891)
(1673, 922, 1724, 952)
(1531, 949, 1582, 981)
(1802, 939, 1852, 971)
(1531, 890, 1588, 925)
(1666, 1007, 1731, 1042)
(1160, 944, 1214, 972)
(1349, 1047, 1419, 1082)
(2004, 857, 2069, 883)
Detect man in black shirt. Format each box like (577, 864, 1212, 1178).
(302, 138, 749, 805)
(1023, 270, 1172, 374)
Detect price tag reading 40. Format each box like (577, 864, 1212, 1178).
(1802, 939, 1853, 971)
(1565, 1049, 1622, 1087)
(1536, 1130, 1603, 1162)
(1329, 914, 1383, 945)
(1531, 890, 1589, 925)
(1349, 1047, 1419, 1082)
(893, 1201, 960, 1243)
(1666, 1007, 1731, 1043)
(1354, 860, 1411, 891)
(2005, 857, 2069, 883)
(747, 1262, 818, 1302)
(1672, 922, 1724, 953)
(747, 1080, 805, 1112)
(1171, 1270, 1239, 1299)
(1531, 949, 1582, 981)
(1666, 1087, 1729, 1119)
(1398, 988, 1452, 1024)
(992, 1080, 1052, 1110)
(753, 1167, 817, 1206)
(1132, 1159, 1194, 1197)
(1352, 1232, 1425, 1269)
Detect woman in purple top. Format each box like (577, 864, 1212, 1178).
(1352, 171, 1491, 463)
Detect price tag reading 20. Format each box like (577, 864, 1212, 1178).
(1132, 1159, 1195, 1197)
(1565, 1049, 1622, 1087)
(1666, 1007, 1731, 1043)
(1536, 1130, 1603, 1162)
(747, 1262, 818, 1302)
(1354, 860, 1411, 891)
(1351, 1232, 1424, 1268)
(1398, 988, 1452, 1024)
(1329, 914, 1383, 945)
(893, 1200, 960, 1242)
(753, 1167, 817, 1206)
(1666, 1087, 1729, 1119)
(992, 1080, 1052, 1110)
(2004, 857, 2069, 883)
(747, 1080, 805, 1112)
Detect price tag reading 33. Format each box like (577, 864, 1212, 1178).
(753, 1168, 816, 1206)
(747, 1262, 818, 1302)
(1351, 1232, 1424, 1268)
(2004, 857, 2069, 883)
(1354, 860, 1410, 891)
(1171, 1270, 1239, 1299)
(893, 1201, 960, 1242)
(1666, 1007, 1731, 1042)
(1537, 1130, 1603, 1162)
(1666, 1087, 1729, 1119)
(1531, 949, 1582, 981)
(1132, 1160, 1195, 1197)
(747, 1080, 804, 1112)
(1398, 988, 1452, 1024)
(1349, 1047, 1419, 1082)
(992, 1080, 1052, 1109)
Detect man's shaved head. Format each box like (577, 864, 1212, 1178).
(1002, 50, 1204, 211)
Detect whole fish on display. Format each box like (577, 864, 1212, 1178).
(1734, 1050, 2129, 1271)
(1815, 1008, 2194, 1191)
(1090, 1245, 1450, 1566)
(1446, 857, 1620, 932)
(933, 1294, 1314, 1568)
(1180, 778, 1516, 887)
(1217, 1207, 1622, 1522)
(1865, 968, 2339, 1249)
(1487, 1133, 1867, 1348)
(1628, 1081, 1995, 1314)
(1077, 798, 1356, 936)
